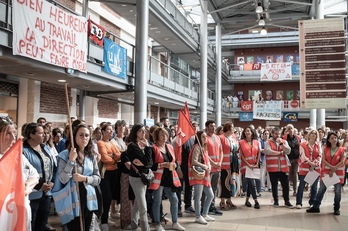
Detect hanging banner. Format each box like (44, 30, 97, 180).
(283, 100, 300, 111)
(240, 100, 253, 112)
(88, 19, 105, 47)
(239, 112, 253, 122)
(12, 0, 88, 72)
(103, 38, 128, 79)
(260, 63, 292, 81)
(253, 101, 282, 120)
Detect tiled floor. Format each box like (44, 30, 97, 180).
(48, 185, 348, 231)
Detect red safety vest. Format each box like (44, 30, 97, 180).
(148, 144, 181, 190)
(219, 134, 237, 170)
(265, 139, 289, 173)
(298, 142, 321, 175)
(206, 134, 221, 173)
(322, 146, 345, 184)
(239, 139, 260, 174)
(188, 144, 211, 187)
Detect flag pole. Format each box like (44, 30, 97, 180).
(65, 84, 83, 231)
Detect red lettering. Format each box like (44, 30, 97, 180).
(16, 0, 43, 13)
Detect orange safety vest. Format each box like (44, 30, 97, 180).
(206, 134, 221, 173)
(219, 134, 237, 170)
(239, 139, 259, 174)
(148, 144, 181, 190)
(265, 139, 289, 173)
(298, 142, 321, 175)
(321, 146, 345, 184)
(188, 144, 211, 187)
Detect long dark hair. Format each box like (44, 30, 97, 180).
(24, 123, 43, 140)
(128, 123, 144, 143)
(194, 130, 206, 148)
(241, 126, 257, 140)
(67, 124, 94, 158)
(326, 132, 339, 147)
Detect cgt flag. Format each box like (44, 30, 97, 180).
(0, 139, 25, 231)
(175, 108, 195, 164)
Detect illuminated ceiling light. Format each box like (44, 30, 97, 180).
(260, 27, 267, 35)
(255, 2, 263, 14)
(154, 102, 159, 105)
(258, 16, 265, 26)
(58, 80, 66, 83)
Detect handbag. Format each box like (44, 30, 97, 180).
(191, 165, 205, 180)
(132, 164, 154, 186)
(140, 169, 155, 186)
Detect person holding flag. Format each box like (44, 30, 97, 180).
(0, 116, 39, 231)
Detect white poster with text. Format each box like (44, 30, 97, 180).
(12, 0, 88, 72)
(260, 63, 292, 81)
(253, 101, 282, 120)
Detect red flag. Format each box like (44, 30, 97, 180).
(175, 109, 195, 164)
(88, 18, 105, 47)
(0, 139, 26, 231)
(184, 101, 190, 122)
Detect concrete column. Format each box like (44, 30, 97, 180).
(215, 23, 222, 126)
(167, 52, 171, 80)
(316, 0, 325, 128)
(79, 90, 86, 120)
(121, 104, 133, 125)
(310, 108, 317, 129)
(199, 0, 208, 128)
(134, 0, 149, 124)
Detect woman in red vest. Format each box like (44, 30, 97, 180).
(295, 130, 322, 209)
(239, 126, 261, 209)
(188, 131, 215, 225)
(307, 132, 346, 215)
(148, 127, 184, 231)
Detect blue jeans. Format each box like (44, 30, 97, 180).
(194, 184, 213, 217)
(246, 177, 257, 199)
(312, 180, 342, 210)
(296, 174, 319, 206)
(152, 186, 178, 224)
(129, 176, 150, 231)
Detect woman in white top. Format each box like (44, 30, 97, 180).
(0, 116, 39, 231)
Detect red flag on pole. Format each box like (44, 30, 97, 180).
(0, 139, 26, 231)
(184, 101, 190, 122)
(175, 109, 195, 164)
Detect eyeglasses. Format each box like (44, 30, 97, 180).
(0, 116, 14, 124)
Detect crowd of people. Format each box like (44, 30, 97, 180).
(0, 115, 348, 231)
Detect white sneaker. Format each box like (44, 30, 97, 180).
(296, 204, 302, 209)
(123, 224, 131, 230)
(203, 215, 215, 222)
(155, 224, 166, 231)
(111, 212, 121, 219)
(108, 220, 116, 227)
(195, 216, 208, 225)
(172, 222, 185, 231)
(100, 224, 109, 231)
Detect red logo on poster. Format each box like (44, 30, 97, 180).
(241, 101, 253, 112)
(290, 100, 299, 108)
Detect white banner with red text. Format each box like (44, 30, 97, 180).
(12, 0, 88, 72)
(260, 63, 292, 81)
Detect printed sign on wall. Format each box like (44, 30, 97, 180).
(239, 112, 253, 122)
(12, 0, 88, 72)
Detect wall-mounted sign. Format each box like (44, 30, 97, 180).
(299, 18, 346, 109)
(283, 112, 298, 122)
(239, 112, 253, 122)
